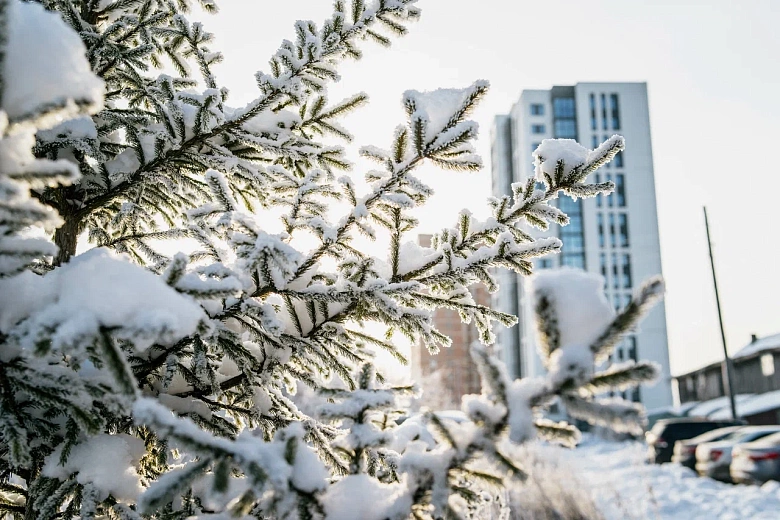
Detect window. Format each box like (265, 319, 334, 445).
(558, 193, 581, 214)
(618, 213, 629, 247)
(561, 200, 585, 257)
(600, 252, 607, 278)
(610, 93, 620, 130)
(552, 124, 585, 268)
(553, 97, 577, 140)
(606, 173, 614, 206)
(568, 213, 583, 231)
(591, 134, 599, 149)
(628, 337, 638, 361)
(532, 124, 545, 134)
(614, 150, 624, 168)
(530, 103, 544, 115)
(597, 213, 605, 247)
(562, 255, 585, 269)
(616, 174, 626, 206)
(696, 373, 706, 395)
(609, 213, 616, 248)
(553, 98, 575, 118)
(622, 253, 632, 288)
(623, 294, 632, 309)
(589, 94, 597, 131)
(564, 234, 584, 250)
(531, 142, 540, 154)
(611, 253, 618, 289)
(762, 354, 775, 377)
(618, 348, 624, 361)
(554, 119, 576, 137)
(600, 93, 607, 130)
(632, 388, 641, 403)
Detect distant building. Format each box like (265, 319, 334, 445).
(410, 235, 486, 410)
(674, 334, 780, 424)
(490, 83, 673, 411)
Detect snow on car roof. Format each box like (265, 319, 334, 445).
(709, 389, 780, 420)
(686, 394, 756, 418)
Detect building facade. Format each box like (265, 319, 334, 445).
(410, 235, 486, 410)
(676, 334, 780, 404)
(673, 334, 780, 425)
(490, 83, 673, 411)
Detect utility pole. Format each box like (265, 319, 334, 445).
(704, 207, 738, 420)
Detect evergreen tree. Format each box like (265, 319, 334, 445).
(0, 1, 665, 518)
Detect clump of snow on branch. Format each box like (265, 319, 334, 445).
(532, 135, 625, 199)
(533, 139, 589, 181)
(506, 377, 552, 444)
(399, 81, 487, 168)
(0, 249, 206, 352)
(530, 267, 614, 350)
(403, 82, 484, 137)
(548, 344, 595, 387)
(322, 475, 412, 520)
(3, 0, 103, 125)
(42, 434, 146, 502)
(520, 268, 664, 437)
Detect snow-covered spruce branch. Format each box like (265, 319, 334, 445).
(244, 81, 490, 301)
(522, 271, 667, 436)
(399, 136, 624, 284)
(590, 276, 665, 362)
(40, 0, 422, 263)
(396, 271, 668, 510)
(388, 270, 667, 504)
(135, 88, 624, 515)
(170, 82, 545, 401)
(149, 83, 498, 398)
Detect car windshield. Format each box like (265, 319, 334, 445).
(689, 427, 739, 444)
(742, 430, 780, 442)
(753, 432, 780, 446)
(727, 429, 780, 444)
(720, 430, 748, 441)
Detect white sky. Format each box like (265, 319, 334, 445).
(199, 0, 780, 375)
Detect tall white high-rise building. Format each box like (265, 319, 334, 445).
(490, 83, 673, 411)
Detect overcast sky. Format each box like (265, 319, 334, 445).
(199, 0, 779, 375)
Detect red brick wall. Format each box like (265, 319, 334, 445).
(413, 236, 490, 410)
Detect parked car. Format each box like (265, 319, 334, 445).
(731, 431, 780, 485)
(672, 426, 744, 470)
(695, 426, 780, 481)
(646, 418, 745, 464)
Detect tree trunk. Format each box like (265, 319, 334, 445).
(53, 217, 79, 266)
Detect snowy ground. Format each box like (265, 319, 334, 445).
(532, 437, 780, 519)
